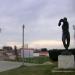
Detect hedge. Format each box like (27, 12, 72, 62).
(48, 49, 75, 61)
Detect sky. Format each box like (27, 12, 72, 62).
(0, 0, 75, 49)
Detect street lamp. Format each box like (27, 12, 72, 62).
(22, 24, 25, 66)
(0, 28, 1, 32)
(73, 25, 75, 40)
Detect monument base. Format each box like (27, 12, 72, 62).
(58, 55, 74, 69)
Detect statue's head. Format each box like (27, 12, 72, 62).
(63, 17, 67, 22)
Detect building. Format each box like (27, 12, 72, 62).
(39, 51, 49, 56)
(20, 48, 34, 58)
(33, 50, 40, 57)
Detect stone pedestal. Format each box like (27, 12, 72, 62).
(58, 55, 74, 69)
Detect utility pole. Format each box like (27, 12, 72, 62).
(0, 28, 1, 32)
(22, 24, 25, 66)
(73, 25, 75, 40)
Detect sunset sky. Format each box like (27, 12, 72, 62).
(0, 0, 75, 49)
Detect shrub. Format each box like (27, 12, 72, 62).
(48, 49, 75, 61)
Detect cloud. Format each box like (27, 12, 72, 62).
(3, 39, 62, 49)
(5, 41, 22, 48)
(29, 39, 75, 49)
(29, 40, 63, 49)
(1, 39, 74, 49)
(0, 0, 75, 49)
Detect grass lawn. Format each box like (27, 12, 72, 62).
(25, 56, 50, 64)
(18, 56, 50, 64)
(0, 64, 75, 75)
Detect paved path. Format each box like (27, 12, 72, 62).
(0, 61, 52, 72)
(0, 61, 22, 72)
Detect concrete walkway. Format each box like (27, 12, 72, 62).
(0, 61, 52, 72)
(0, 61, 22, 72)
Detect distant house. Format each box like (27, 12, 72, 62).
(0, 49, 9, 60)
(39, 51, 49, 56)
(3, 46, 13, 51)
(33, 50, 40, 57)
(1, 46, 16, 60)
(20, 48, 34, 58)
(20, 48, 49, 58)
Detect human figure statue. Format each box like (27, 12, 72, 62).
(58, 17, 70, 50)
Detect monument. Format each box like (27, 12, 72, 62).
(58, 17, 74, 69)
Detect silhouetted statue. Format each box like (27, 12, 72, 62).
(58, 17, 70, 50)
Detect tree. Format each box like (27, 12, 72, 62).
(14, 46, 18, 61)
(41, 48, 48, 51)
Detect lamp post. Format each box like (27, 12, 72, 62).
(0, 28, 1, 32)
(73, 25, 75, 40)
(73, 25, 75, 48)
(22, 24, 25, 66)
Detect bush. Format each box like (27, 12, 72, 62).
(48, 49, 75, 61)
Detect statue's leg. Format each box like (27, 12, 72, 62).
(67, 33, 70, 48)
(62, 34, 67, 49)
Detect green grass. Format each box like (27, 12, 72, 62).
(0, 64, 75, 75)
(19, 56, 50, 64)
(25, 56, 50, 64)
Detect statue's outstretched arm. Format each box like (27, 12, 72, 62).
(58, 19, 64, 26)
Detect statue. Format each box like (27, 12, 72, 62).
(58, 17, 70, 50)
